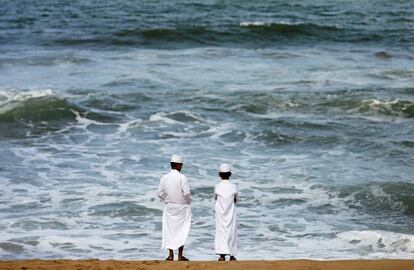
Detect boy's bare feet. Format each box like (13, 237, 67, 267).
(178, 256, 189, 261)
(218, 254, 226, 261)
(230, 256, 237, 261)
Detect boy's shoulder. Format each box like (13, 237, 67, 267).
(215, 181, 237, 187)
(215, 181, 227, 189)
(162, 170, 186, 178)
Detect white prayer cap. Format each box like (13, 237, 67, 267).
(219, 163, 231, 173)
(171, 154, 183, 163)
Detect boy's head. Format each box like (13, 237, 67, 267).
(170, 155, 183, 171)
(219, 163, 232, 180)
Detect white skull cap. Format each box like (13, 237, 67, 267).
(171, 154, 183, 163)
(219, 163, 231, 173)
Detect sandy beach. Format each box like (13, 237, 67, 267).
(1, 260, 414, 270)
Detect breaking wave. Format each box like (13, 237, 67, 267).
(0, 90, 80, 123)
(337, 230, 414, 254)
(0, 90, 125, 124)
(340, 182, 414, 215)
(48, 22, 387, 48)
(230, 92, 414, 119)
(358, 99, 414, 118)
(0, 90, 120, 138)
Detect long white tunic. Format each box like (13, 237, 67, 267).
(157, 169, 191, 250)
(215, 180, 238, 256)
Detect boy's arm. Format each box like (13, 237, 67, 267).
(181, 176, 191, 204)
(157, 178, 166, 202)
(234, 185, 239, 203)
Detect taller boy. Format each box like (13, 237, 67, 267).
(157, 155, 191, 261)
(214, 163, 238, 261)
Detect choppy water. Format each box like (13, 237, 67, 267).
(0, 0, 413, 260)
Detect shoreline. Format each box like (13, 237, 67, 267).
(1, 259, 414, 270)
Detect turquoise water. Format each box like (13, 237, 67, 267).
(0, 0, 413, 260)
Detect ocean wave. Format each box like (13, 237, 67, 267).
(0, 90, 125, 124)
(230, 93, 300, 115)
(11, 219, 69, 231)
(0, 242, 24, 253)
(239, 21, 342, 34)
(369, 69, 414, 80)
(0, 90, 80, 123)
(1, 0, 412, 50)
(252, 129, 302, 145)
(232, 92, 414, 119)
(88, 201, 161, 218)
(0, 90, 122, 138)
(240, 21, 268, 27)
(320, 97, 414, 118)
(148, 111, 203, 124)
(80, 96, 137, 112)
(358, 99, 414, 118)
(337, 230, 414, 254)
(47, 22, 386, 48)
(340, 182, 414, 215)
(0, 55, 92, 68)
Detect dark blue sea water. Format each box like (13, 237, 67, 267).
(0, 0, 413, 260)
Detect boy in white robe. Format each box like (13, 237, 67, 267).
(214, 163, 238, 261)
(157, 155, 191, 261)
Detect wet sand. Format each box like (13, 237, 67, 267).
(0, 259, 413, 270)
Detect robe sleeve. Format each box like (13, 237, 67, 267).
(157, 177, 166, 202)
(181, 175, 191, 204)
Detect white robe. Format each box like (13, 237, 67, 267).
(215, 180, 238, 256)
(157, 169, 191, 250)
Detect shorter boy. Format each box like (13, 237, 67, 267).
(214, 163, 238, 261)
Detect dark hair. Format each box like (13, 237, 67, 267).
(219, 172, 232, 179)
(170, 162, 182, 169)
